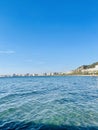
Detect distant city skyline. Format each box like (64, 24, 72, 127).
(0, 0, 98, 74)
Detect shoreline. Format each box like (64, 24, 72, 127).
(0, 75, 98, 78)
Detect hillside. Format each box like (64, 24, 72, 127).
(71, 62, 98, 75)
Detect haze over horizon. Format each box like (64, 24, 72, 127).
(0, 0, 98, 74)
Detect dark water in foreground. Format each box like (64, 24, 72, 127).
(0, 76, 98, 130)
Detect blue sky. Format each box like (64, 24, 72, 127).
(0, 0, 98, 74)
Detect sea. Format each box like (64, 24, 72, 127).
(0, 76, 98, 130)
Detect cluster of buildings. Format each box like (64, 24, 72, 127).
(0, 72, 66, 77)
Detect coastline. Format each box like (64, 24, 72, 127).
(0, 74, 98, 78)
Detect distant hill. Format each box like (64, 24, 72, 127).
(70, 62, 98, 75)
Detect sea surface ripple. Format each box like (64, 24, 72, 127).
(0, 76, 98, 130)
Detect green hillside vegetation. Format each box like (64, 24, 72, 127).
(70, 62, 98, 75)
(84, 62, 98, 69)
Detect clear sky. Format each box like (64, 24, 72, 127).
(0, 0, 98, 74)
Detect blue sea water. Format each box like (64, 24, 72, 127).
(0, 76, 98, 130)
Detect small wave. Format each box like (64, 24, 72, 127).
(0, 121, 98, 130)
(54, 98, 76, 104)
